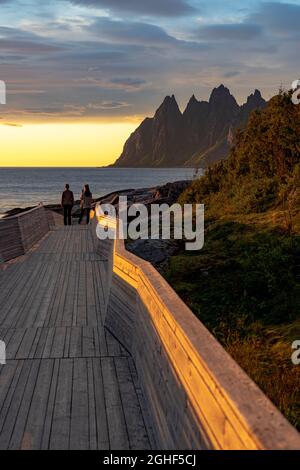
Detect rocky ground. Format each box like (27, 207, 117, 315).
(99, 180, 191, 270)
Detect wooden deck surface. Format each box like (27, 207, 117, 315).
(0, 225, 151, 450)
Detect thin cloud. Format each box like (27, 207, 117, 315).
(110, 78, 147, 88)
(67, 0, 196, 17)
(223, 71, 240, 78)
(2, 122, 23, 127)
(0, 0, 299, 121)
(250, 2, 300, 35)
(88, 17, 177, 46)
(74, 76, 148, 91)
(197, 23, 262, 41)
(0, 39, 63, 54)
(88, 101, 132, 109)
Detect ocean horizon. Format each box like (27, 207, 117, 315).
(0, 167, 196, 217)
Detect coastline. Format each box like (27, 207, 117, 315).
(1, 180, 191, 270)
(0, 167, 196, 219)
(2, 180, 191, 219)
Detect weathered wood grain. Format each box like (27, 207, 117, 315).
(0, 222, 150, 450)
(0, 205, 50, 262)
(98, 213, 300, 450)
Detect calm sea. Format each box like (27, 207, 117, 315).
(0, 167, 196, 217)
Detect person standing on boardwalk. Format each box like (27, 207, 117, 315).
(78, 184, 93, 225)
(61, 184, 74, 226)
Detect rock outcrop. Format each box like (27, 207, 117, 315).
(113, 85, 266, 168)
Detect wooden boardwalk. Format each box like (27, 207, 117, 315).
(0, 225, 151, 450)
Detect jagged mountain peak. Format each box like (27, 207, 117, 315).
(113, 85, 266, 168)
(210, 84, 229, 97)
(240, 90, 266, 115)
(183, 94, 203, 114)
(235, 89, 266, 129)
(162, 94, 178, 106)
(184, 93, 212, 117)
(155, 94, 182, 118)
(189, 94, 198, 104)
(209, 84, 238, 106)
(245, 89, 265, 106)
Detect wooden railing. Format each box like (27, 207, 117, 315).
(95, 209, 300, 450)
(0, 204, 51, 262)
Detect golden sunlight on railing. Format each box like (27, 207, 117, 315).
(94, 203, 300, 450)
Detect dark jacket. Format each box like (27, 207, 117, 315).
(61, 189, 74, 206)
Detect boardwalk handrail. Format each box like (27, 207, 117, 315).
(95, 209, 300, 450)
(0, 204, 51, 262)
(0, 203, 43, 220)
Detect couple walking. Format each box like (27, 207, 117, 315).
(61, 184, 93, 226)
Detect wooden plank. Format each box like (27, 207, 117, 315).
(127, 357, 157, 449)
(34, 327, 49, 359)
(0, 262, 30, 307)
(96, 325, 108, 357)
(63, 327, 71, 358)
(92, 358, 109, 450)
(72, 261, 80, 327)
(51, 327, 67, 358)
(1, 329, 19, 351)
(95, 261, 107, 323)
(69, 358, 89, 450)
(105, 330, 122, 357)
(77, 261, 87, 326)
(0, 360, 37, 449)
(54, 260, 72, 326)
(28, 327, 43, 359)
(16, 328, 39, 359)
(47, 262, 68, 327)
(0, 361, 20, 418)
(86, 261, 98, 325)
(7, 359, 41, 450)
(82, 326, 95, 358)
(86, 358, 97, 450)
(0, 262, 44, 328)
(2, 329, 24, 360)
(101, 357, 130, 450)
(34, 261, 61, 327)
(92, 262, 105, 325)
(20, 359, 54, 450)
(49, 359, 73, 450)
(42, 328, 55, 358)
(9, 262, 47, 328)
(40, 358, 60, 449)
(0, 224, 154, 450)
(115, 357, 151, 450)
(17, 262, 49, 327)
(61, 261, 78, 327)
(69, 327, 82, 358)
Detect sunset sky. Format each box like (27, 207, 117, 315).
(0, 0, 300, 166)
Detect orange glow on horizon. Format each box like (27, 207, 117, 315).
(0, 122, 137, 167)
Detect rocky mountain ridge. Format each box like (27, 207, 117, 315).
(112, 85, 266, 168)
